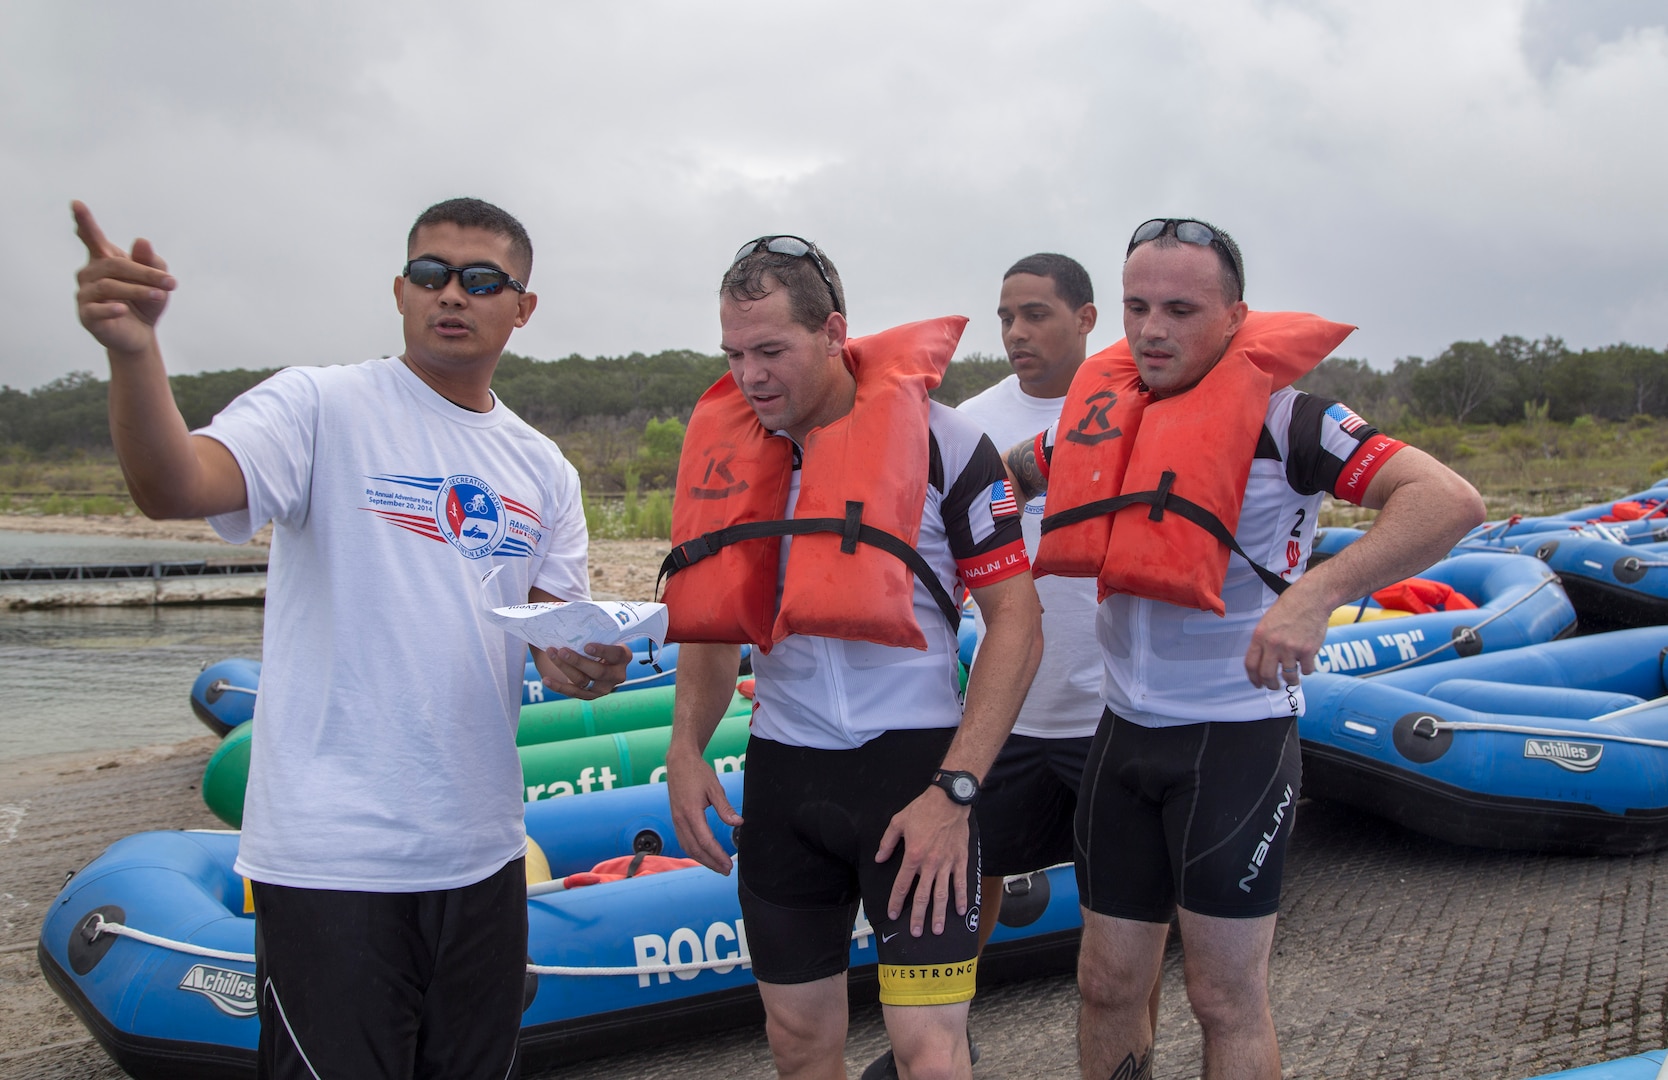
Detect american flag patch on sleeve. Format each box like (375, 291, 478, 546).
(1325, 402, 1368, 435)
(988, 480, 1019, 518)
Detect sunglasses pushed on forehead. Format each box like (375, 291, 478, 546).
(732, 234, 843, 315)
(1127, 218, 1244, 296)
(403, 259, 525, 296)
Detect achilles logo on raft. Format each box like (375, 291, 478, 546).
(178, 964, 257, 1018)
(1523, 739, 1604, 773)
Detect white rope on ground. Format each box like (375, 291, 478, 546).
(1359, 575, 1561, 678)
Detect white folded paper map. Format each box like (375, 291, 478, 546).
(478, 565, 668, 652)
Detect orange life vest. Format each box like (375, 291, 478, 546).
(1034, 311, 1355, 614)
(1371, 577, 1478, 615)
(661, 316, 968, 652)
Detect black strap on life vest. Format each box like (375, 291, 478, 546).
(657, 499, 963, 634)
(1038, 470, 1291, 597)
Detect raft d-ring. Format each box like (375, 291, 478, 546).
(1411, 715, 1442, 740)
(1451, 626, 1483, 658)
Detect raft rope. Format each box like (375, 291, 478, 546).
(1412, 709, 1668, 750)
(82, 912, 878, 979)
(1358, 574, 1562, 678)
(208, 680, 258, 697)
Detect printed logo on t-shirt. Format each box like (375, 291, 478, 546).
(362, 473, 544, 558)
(437, 475, 507, 558)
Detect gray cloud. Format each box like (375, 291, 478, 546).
(6, 0, 1666, 393)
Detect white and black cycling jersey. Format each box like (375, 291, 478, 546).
(751, 401, 1029, 750)
(1044, 388, 1405, 727)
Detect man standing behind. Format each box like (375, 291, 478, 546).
(856, 253, 1127, 1080)
(664, 235, 1042, 1080)
(1008, 218, 1485, 1079)
(73, 197, 630, 1079)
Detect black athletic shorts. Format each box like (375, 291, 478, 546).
(978, 732, 1093, 877)
(252, 856, 528, 1080)
(737, 727, 982, 1006)
(1075, 711, 1301, 922)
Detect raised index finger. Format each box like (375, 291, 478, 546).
(71, 200, 123, 261)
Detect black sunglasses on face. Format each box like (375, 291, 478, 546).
(1126, 218, 1244, 298)
(403, 258, 526, 296)
(732, 235, 843, 315)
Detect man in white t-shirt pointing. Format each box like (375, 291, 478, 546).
(72, 197, 631, 1079)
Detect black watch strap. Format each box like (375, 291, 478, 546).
(930, 768, 980, 806)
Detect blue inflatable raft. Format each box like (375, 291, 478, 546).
(39, 773, 1079, 1079)
(1299, 626, 1668, 853)
(1524, 1049, 1667, 1078)
(191, 642, 714, 735)
(1311, 552, 1575, 676)
(1524, 536, 1668, 632)
(1456, 480, 1668, 550)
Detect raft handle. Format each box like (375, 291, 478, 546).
(1410, 715, 1442, 740)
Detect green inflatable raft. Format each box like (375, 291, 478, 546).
(201, 685, 754, 827)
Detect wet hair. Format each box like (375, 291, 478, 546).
(1136, 219, 1244, 305)
(721, 239, 846, 333)
(1003, 253, 1094, 311)
(408, 198, 533, 281)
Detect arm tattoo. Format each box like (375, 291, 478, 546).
(1005, 438, 1047, 502)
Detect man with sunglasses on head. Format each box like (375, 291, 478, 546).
(1005, 218, 1484, 1079)
(72, 197, 631, 1079)
(664, 236, 1043, 1080)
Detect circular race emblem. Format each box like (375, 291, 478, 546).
(435, 475, 507, 559)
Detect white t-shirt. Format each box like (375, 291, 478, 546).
(201, 356, 590, 891)
(956, 374, 1103, 739)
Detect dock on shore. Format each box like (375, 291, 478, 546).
(0, 560, 266, 609)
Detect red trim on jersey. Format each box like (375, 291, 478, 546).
(957, 538, 1030, 587)
(1335, 435, 1407, 505)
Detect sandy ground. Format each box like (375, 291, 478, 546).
(0, 514, 669, 601)
(10, 738, 1668, 1079)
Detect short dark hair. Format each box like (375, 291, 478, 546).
(1134, 219, 1243, 305)
(722, 239, 846, 333)
(408, 198, 533, 281)
(1003, 253, 1094, 310)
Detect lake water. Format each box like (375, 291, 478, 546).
(0, 533, 267, 763)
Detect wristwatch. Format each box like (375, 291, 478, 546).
(930, 769, 980, 806)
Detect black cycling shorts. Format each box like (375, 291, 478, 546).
(978, 732, 1093, 877)
(1075, 711, 1301, 922)
(737, 727, 982, 1006)
(252, 857, 527, 1080)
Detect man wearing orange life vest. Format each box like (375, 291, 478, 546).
(1006, 218, 1485, 1080)
(663, 236, 1043, 1080)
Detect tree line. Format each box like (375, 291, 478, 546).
(1296, 336, 1668, 428)
(3, 335, 1661, 463)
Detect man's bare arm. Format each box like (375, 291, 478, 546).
(1245, 447, 1486, 689)
(73, 201, 247, 520)
(876, 570, 1042, 935)
(1005, 436, 1048, 502)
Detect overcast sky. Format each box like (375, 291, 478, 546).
(5, 0, 1665, 392)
